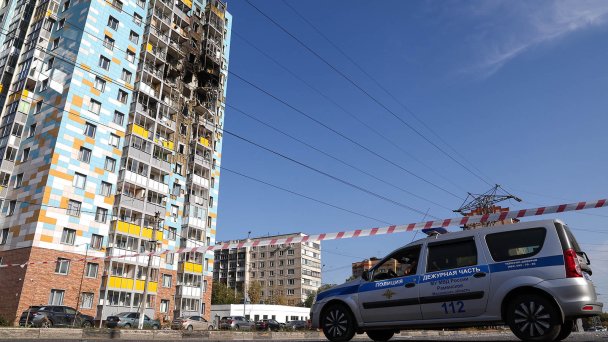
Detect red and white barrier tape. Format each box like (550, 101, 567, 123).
(1, 198, 606, 268)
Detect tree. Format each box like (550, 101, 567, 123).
(303, 292, 315, 308)
(211, 281, 242, 305)
(247, 281, 262, 304)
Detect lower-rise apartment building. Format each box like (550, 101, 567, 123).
(213, 233, 322, 306)
(0, 0, 231, 325)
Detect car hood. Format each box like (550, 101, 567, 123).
(316, 278, 362, 302)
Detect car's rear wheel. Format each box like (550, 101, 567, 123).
(556, 320, 574, 341)
(124, 323, 131, 328)
(321, 303, 356, 342)
(234, 324, 240, 330)
(208, 325, 214, 330)
(506, 294, 561, 342)
(41, 320, 53, 328)
(187, 325, 193, 331)
(366, 330, 394, 341)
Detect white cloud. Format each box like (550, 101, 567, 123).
(463, 0, 608, 77)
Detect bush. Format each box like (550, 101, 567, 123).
(0, 316, 10, 327)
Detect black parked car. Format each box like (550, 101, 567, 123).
(286, 320, 308, 330)
(18, 306, 43, 327)
(255, 319, 281, 331)
(29, 306, 94, 328)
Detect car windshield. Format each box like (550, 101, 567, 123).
(116, 312, 131, 317)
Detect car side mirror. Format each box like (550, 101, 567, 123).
(361, 271, 369, 281)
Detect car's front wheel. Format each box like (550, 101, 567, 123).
(366, 330, 394, 341)
(208, 325, 214, 330)
(41, 319, 53, 328)
(506, 294, 561, 342)
(320, 303, 356, 342)
(123, 323, 131, 328)
(81, 321, 92, 329)
(187, 325, 193, 331)
(152, 324, 159, 330)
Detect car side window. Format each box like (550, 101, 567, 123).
(192, 316, 200, 321)
(144, 315, 150, 320)
(128, 313, 138, 319)
(52, 307, 64, 313)
(426, 239, 477, 272)
(485, 228, 546, 262)
(65, 308, 76, 315)
(370, 245, 421, 281)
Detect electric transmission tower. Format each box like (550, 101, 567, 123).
(454, 185, 522, 229)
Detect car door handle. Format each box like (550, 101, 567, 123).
(404, 282, 416, 288)
(473, 272, 486, 278)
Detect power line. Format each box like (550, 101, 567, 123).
(232, 31, 468, 195)
(229, 71, 463, 200)
(228, 104, 452, 211)
(244, 0, 493, 187)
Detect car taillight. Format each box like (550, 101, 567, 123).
(564, 248, 582, 278)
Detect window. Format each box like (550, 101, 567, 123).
(47, 57, 54, 70)
(99, 56, 110, 70)
(136, 0, 144, 8)
(128, 31, 139, 44)
(288, 249, 295, 255)
(61, 0, 70, 11)
(67, 200, 81, 217)
(168, 227, 176, 240)
(287, 289, 295, 296)
(73, 172, 86, 189)
(133, 13, 142, 26)
(40, 79, 48, 91)
(55, 258, 70, 274)
(57, 18, 65, 30)
(6, 200, 16, 216)
(113, 111, 124, 125)
(287, 269, 295, 275)
(61, 228, 76, 245)
(160, 299, 169, 313)
(288, 259, 294, 265)
(81, 292, 94, 309)
(0, 228, 8, 244)
(104, 157, 116, 172)
(91, 234, 103, 250)
(14, 173, 23, 188)
(85, 263, 98, 278)
(22, 148, 30, 162)
(111, 0, 123, 10)
(107, 16, 118, 30)
(35, 102, 42, 113)
(117, 89, 128, 103)
(486, 228, 546, 262)
(174, 163, 182, 174)
(109, 134, 120, 147)
(166, 252, 174, 265)
(162, 274, 172, 287)
(49, 289, 65, 305)
(126, 50, 135, 63)
(121, 69, 132, 83)
(28, 123, 36, 137)
(171, 205, 178, 221)
(100, 181, 112, 197)
(95, 207, 108, 223)
(84, 122, 97, 138)
(103, 35, 114, 50)
(94, 76, 106, 92)
(89, 99, 101, 114)
(52, 38, 60, 50)
(288, 279, 295, 285)
(426, 239, 477, 273)
(78, 147, 91, 163)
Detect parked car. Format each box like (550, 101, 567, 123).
(588, 326, 607, 332)
(105, 312, 160, 329)
(219, 316, 253, 330)
(311, 219, 602, 342)
(255, 319, 280, 331)
(286, 320, 308, 330)
(18, 306, 42, 327)
(171, 315, 214, 331)
(29, 306, 94, 328)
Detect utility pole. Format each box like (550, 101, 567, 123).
(243, 231, 251, 318)
(454, 185, 522, 229)
(73, 243, 89, 327)
(138, 212, 159, 329)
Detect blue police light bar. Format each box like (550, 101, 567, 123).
(422, 227, 448, 236)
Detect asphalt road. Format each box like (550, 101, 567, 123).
(0, 331, 606, 341)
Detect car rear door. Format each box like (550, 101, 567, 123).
(418, 236, 490, 319)
(52, 307, 66, 326)
(357, 245, 422, 323)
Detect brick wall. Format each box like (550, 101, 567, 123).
(0, 247, 102, 325)
(156, 269, 177, 325)
(203, 275, 213, 321)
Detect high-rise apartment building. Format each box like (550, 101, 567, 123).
(213, 233, 322, 306)
(0, 0, 231, 325)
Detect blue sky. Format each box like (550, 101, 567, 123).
(216, 0, 608, 304)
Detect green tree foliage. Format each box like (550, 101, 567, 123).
(247, 281, 263, 304)
(303, 292, 316, 308)
(211, 281, 243, 305)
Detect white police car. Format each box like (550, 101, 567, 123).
(311, 219, 602, 342)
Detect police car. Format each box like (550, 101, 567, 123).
(311, 219, 602, 342)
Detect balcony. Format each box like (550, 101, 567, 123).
(188, 173, 210, 188)
(179, 261, 203, 274)
(142, 227, 164, 241)
(190, 154, 211, 169)
(128, 123, 152, 140)
(107, 276, 158, 293)
(112, 220, 142, 236)
(198, 137, 211, 148)
(106, 247, 161, 267)
(176, 285, 201, 298)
